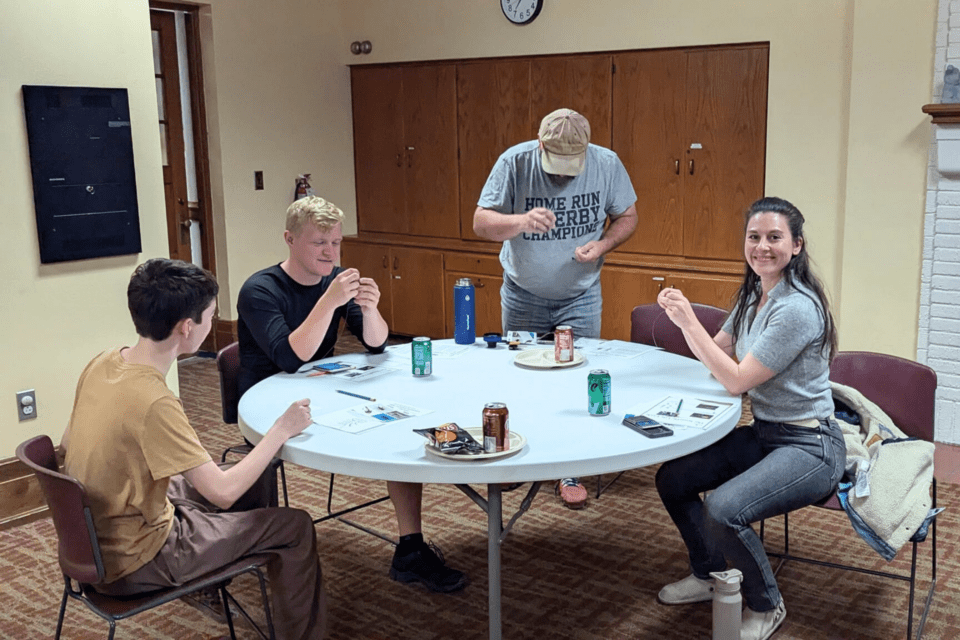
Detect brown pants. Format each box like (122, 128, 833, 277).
(99, 476, 325, 640)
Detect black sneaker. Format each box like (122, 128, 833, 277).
(389, 541, 468, 593)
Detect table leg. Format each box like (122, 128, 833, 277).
(488, 483, 502, 640)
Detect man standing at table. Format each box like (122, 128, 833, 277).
(238, 195, 468, 593)
(63, 258, 325, 639)
(473, 108, 638, 509)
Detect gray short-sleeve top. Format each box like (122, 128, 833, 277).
(721, 279, 834, 422)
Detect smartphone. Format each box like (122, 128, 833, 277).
(622, 414, 674, 438)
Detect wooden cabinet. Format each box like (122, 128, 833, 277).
(600, 266, 740, 341)
(342, 243, 445, 337)
(443, 253, 504, 337)
(612, 45, 768, 261)
(351, 64, 459, 238)
(342, 241, 394, 329)
(457, 60, 534, 242)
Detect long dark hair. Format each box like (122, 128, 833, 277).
(729, 197, 838, 361)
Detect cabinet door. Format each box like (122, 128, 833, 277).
(390, 246, 445, 337)
(341, 242, 394, 330)
(684, 47, 768, 260)
(403, 64, 460, 238)
(457, 60, 533, 242)
(612, 50, 686, 256)
(443, 272, 503, 338)
(531, 55, 613, 148)
(352, 67, 405, 234)
(599, 266, 666, 341)
(670, 272, 741, 312)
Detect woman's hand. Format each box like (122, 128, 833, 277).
(657, 287, 699, 331)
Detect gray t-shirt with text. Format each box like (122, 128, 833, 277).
(477, 141, 637, 300)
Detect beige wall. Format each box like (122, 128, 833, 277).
(0, 0, 171, 456)
(1, 0, 937, 456)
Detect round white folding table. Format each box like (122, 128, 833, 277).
(239, 338, 740, 640)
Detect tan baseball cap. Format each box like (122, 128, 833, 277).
(538, 108, 590, 176)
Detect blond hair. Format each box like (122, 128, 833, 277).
(285, 196, 344, 236)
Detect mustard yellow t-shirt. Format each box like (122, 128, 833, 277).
(64, 349, 212, 583)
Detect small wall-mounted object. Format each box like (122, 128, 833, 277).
(22, 86, 141, 263)
(350, 40, 372, 55)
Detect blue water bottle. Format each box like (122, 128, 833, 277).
(453, 278, 476, 344)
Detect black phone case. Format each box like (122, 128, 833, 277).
(622, 415, 673, 438)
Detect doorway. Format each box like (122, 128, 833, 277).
(150, 2, 218, 351)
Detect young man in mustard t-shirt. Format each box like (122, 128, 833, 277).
(62, 258, 325, 640)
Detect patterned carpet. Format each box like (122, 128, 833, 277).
(1, 340, 959, 639)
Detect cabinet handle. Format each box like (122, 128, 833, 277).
(475, 280, 485, 288)
(689, 159, 695, 175)
(393, 256, 399, 270)
(396, 153, 402, 167)
(674, 159, 679, 175)
(382, 255, 388, 269)
(406, 146, 414, 168)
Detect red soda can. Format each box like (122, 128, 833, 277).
(555, 325, 574, 363)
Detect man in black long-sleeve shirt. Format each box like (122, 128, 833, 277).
(237, 196, 467, 594)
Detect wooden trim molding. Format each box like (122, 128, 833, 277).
(215, 318, 238, 350)
(922, 103, 960, 124)
(0, 447, 64, 531)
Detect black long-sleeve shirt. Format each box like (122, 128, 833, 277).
(237, 264, 386, 398)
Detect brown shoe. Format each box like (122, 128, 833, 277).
(556, 478, 588, 509)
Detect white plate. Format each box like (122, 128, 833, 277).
(424, 427, 526, 461)
(513, 348, 585, 369)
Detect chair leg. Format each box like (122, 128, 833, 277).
(55, 582, 70, 640)
(220, 584, 238, 640)
(255, 567, 277, 640)
(279, 460, 289, 508)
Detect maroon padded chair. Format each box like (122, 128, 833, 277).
(16, 435, 276, 640)
(218, 341, 288, 507)
(630, 302, 728, 360)
(763, 351, 939, 640)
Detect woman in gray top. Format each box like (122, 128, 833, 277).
(653, 197, 846, 640)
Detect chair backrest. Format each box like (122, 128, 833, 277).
(217, 341, 241, 424)
(630, 302, 728, 359)
(15, 435, 105, 585)
(830, 351, 937, 442)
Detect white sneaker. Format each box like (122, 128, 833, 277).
(657, 574, 715, 605)
(741, 598, 786, 640)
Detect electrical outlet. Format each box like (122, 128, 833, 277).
(16, 389, 37, 421)
(254, 171, 264, 190)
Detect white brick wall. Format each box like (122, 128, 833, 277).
(921, 0, 960, 443)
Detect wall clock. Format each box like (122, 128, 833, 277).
(501, 0, 543, 25)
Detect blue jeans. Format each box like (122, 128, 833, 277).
(655, 418, 846, 611)
(500, 274, 602, 339)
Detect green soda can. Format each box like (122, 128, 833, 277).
(587, 369, 611, 416)
(412, 336, 432, 376)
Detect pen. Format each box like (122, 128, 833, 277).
(676, 400, 683, 413)
(337, 389, 376, 402)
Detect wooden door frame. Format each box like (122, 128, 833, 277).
(150, 1, 220, 350)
